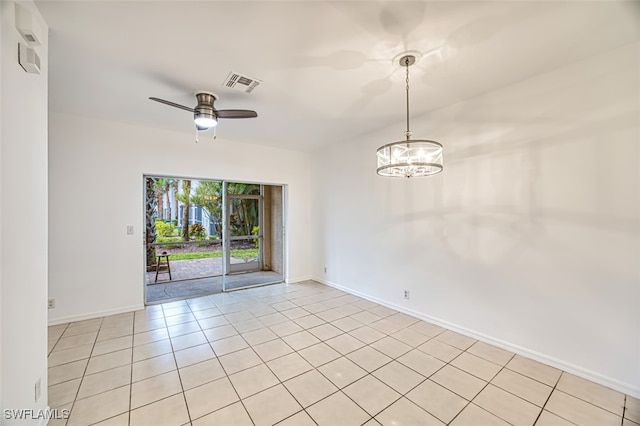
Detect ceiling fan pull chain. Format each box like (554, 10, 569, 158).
(195, 127, 199, 143)
(213, 126, 217, 140)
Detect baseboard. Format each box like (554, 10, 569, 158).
(286, 276, 312, 284)
(313, 276, 640, 398)
(48, 304, 145, 326)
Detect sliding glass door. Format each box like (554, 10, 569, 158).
(223, 182, 262, 275)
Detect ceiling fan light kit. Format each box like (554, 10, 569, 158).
(194, 112, 217, 129)
(376, 54, 444, 178)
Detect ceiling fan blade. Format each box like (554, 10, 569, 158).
(149, 97, 194, 112)
(215, 109, 258, 119)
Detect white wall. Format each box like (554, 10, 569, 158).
(1, 1, 50, 423)
(48, 114, 311, 324)
(311, 42, 640, 396)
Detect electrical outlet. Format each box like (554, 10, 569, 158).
(48, 299, 55, 309)
(34, 378, 41, 402)
(403, 290, 410, 300)
(126, 225, 134, 235)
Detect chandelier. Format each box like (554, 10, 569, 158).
(376, 54, 443, 178)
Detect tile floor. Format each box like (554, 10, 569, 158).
(48, 280, 639, 426)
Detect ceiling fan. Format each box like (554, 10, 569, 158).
(149, 92, 257, 131)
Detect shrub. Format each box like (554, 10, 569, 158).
(188, 223, 206, 240)
(252, 226, 260, 248)
(156, 236, 181, 243)
(155, 221, 175, 238)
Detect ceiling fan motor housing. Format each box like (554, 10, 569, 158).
(193, 92, 218, 128)
(195, 92, 216, 116)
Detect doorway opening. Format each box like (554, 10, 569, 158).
(144, 176, 285, 304)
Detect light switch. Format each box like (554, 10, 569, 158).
(127, 225, 134, 235)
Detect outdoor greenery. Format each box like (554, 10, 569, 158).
(177, 180, 192, 241)
(189, 181, 260, 238)
(155, 236, 183, 243)
(168, 248, 258, 261)
(190, 181, 223, 237)
(188, 223, 206, 240)
(146, 177, 262, 269)
(145, 178, 158, 267)
(155, 220, 176, 238)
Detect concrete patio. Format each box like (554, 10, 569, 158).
(146, 257, 224, 284)
(145, 256, 282, 303)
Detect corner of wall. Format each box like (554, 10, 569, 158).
(1, 0, 50, 421)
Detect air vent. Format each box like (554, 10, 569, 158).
(223, 72, 262, 93)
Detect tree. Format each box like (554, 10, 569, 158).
(171, 179, 179, 223)
(145, 177, 157, 268)
(227, 183, 259, 236)
(153, 178, 168, 221)
(164, 179, 171, 222)
(190, 181, 223, 237)
(177, 179, 192, 241)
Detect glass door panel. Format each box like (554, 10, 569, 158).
(223, 184, 262, 275)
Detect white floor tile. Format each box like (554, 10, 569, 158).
(253, 338, 294, 362)
(490, 368, 552, 407)
(276, 410, 317, 426)
(130, 370, 182, 409)
(318, 356, 367, 389)
(184, 376, 239, 420)
(66, 385, 130, 426)
(449, 403, 510, 426)
(343, 375, 401, 416)
(505, 355, 561, 386)
(299, 342, 341, 367)
(77, 364, 131, 400)
(192, 402, 253, 426)
(430, 365, 486, 400)
(243, 384, 302, 426)
(229, 363, 279, 398)
(375, 397, 444, 426)
(450, 352, 502, 381)
(346, 346, 392, 372)
(130, 394, 189, 426)
(267, 352, 314, 382)
(179, 358, 225, 390)
(218, 347, 262, 375)
(373, 360, 425, 394)
(284, 369, 338, 407)
(174, 343, 215, 369)
(397, 349, 445, 378)
(406, 380, 467, 423)
(307, 391, 370, 426)
(556, 372, 625, 415)
(282, 330, 321, 351)
(473, 384, 541, 426)
(47, 281, 637, 426)
(545, 390, 621, 426)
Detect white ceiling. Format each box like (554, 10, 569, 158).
(36, 1, 639, 151)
